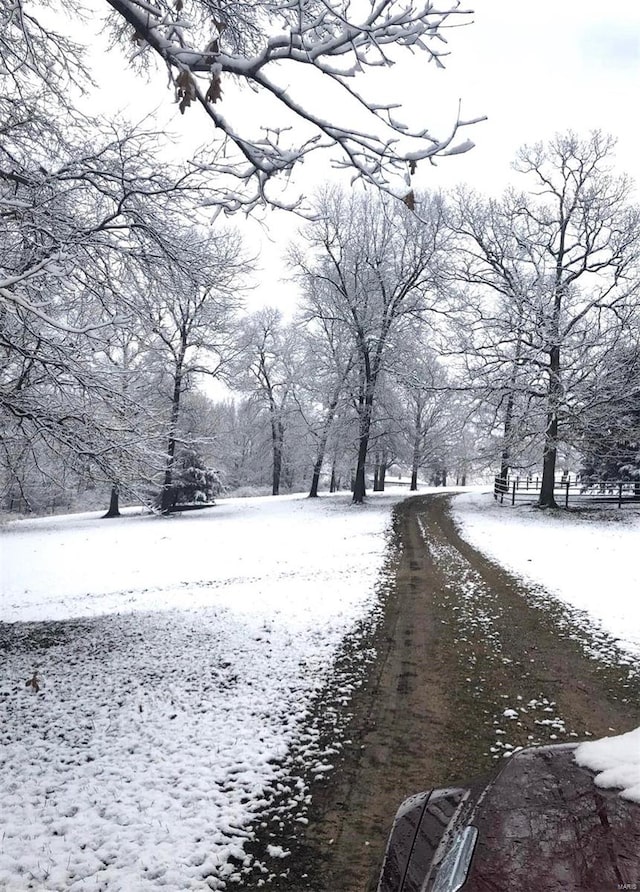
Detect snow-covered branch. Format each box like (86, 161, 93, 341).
(105, 0, 481, 211)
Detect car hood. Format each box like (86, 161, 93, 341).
(378, 743, 640, 892)
(461, 743, 640, 891)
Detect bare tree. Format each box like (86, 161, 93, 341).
(444, 187, 545, 482)
(1, 1, 255, 513)
(0, 106, 217, 506)
(134, 225, 246, 511)
(387, 329, 454, 490)
(446, 136, 640, 506)
(292, 188, 446, 502)
(511, 132, 640, 506)
(238, 308, 298, 496)
(292, 294, 357, 497)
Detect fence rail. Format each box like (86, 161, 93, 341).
(494, 474, 640, 508)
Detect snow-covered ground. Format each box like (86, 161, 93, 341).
(2, 493, 397, 625)
(2, 488, 640, 891)
(452, 490, 640, 803)
(452, 491, 640, 658)
(0, 492, 405, 891)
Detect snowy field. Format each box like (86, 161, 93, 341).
(0, 492, 405, 891)
(2, 489, 640, 891)
(452, 491, 640, 658)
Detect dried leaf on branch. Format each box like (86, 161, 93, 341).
(403, 190, 416, 211)
(206, 73, 223, 104)
(175, 70, 196, 114)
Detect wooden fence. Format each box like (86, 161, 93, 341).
(494, 474, 640, 508)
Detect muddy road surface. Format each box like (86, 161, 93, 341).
(241, 494, 640, 892)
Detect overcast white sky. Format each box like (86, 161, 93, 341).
(88, 0, 640, 308)
(420, 0, 640, 192)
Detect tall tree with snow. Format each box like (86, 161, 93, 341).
(387, 329, 455, 490)
(293, 288, 358, 497)
(237, 308, 298, 496)
(293, 188, 447, 503)
(444, 187, 545, 482)
(446, 135, 640, 506)
(135, 225, 246, 511)
(0, 114, 199, 507)
(515, 133, 640, 507)
(0, 3, 240, 511)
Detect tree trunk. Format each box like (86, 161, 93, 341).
(329, 457, 338, 493)
(103, 484, 120, 518)
(308, 390, 342, 498)
(267, 384, 285, 494)
(353, 394, 373, 504)
(410, 428, 421, 491)
(500, 390, 516, 482)
(161, 359, 184, 513)
(353, 438, 369, 503)
(272, 428, 283, 496)
(379, 462, 387, 492)
(309, 459, 322, 497)
(373, 456, 382, 492)
(441, 467, 447, 487)
(539, 422, 559, 507)
(160, 334, 189, 514)
(160, 443, 177, 512)
(308, 430, 331, 498)
(538, 345, 561, 508)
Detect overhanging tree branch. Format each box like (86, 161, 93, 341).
(104, 0, 482, 211)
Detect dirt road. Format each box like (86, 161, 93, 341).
(241, 494, 640, 891)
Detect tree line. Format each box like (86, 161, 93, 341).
(3, 4, 640, 514)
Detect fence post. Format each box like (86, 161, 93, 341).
(565, 479, 570, 508)
(619, 482, 623, 509)
(512, 482, 516, 505)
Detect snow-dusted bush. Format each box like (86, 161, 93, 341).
(159, 449, 222, 509)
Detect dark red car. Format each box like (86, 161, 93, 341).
(377, 743, 640, 892)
